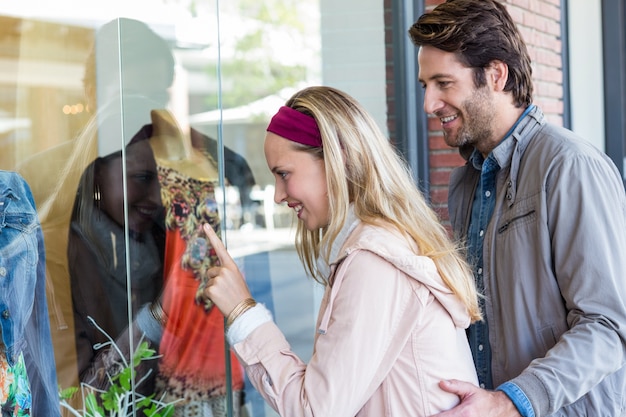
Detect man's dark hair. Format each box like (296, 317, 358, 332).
(409, 0, 533, 108)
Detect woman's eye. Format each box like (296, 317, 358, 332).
(132, 172, 156, 182)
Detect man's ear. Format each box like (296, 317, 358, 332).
(487, 60, 509, 91)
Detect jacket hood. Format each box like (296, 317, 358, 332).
(333, 223, 472, 329)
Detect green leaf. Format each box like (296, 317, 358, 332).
(85, 392, 105, 417)
(57, 324, 180, 416)
(59, 386, 79, 400)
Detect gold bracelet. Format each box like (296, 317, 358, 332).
(226, 298, 257, 329)
(149, 300, 168, 327)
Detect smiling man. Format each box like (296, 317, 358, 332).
(409, 1, 626, 416)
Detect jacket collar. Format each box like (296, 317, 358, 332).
(466, 105, 546, 207)
(315, 204, 360, 279)
(327, 222, 472, 329)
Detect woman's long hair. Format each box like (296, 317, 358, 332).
(284, 86, 481, 322)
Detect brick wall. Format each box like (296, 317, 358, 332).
(386, 0, 564, 226)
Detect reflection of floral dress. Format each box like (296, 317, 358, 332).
(0, 352, 31, 416)
(155, 165, 244, 417)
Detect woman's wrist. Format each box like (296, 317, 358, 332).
(226, 297, 257, 329)
(149, 299, 168, 327)
(226, 303, 273, 345)
(137, 303, 164, 344)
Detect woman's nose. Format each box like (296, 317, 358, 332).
(273, 183, 286, 204)
(146, 180, 162, 205)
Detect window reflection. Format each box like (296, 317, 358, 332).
(2, 2, 322, 416)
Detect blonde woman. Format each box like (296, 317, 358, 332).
(202, 86, 481, 416)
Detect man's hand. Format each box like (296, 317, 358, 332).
(430, 380, 522, 417)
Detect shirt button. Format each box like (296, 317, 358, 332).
(478, 268, 483, 275)
(2, 310, 10, 319)
(479, 230, 484, 237)
(485, 190, 491, 197)
(480, 383, 485, 389)
(478, 344, 484, 351)
(0, 267, 6, 277)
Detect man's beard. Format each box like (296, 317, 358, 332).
(445, 86, 495, 150)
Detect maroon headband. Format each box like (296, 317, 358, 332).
(267, 106, 322, 147)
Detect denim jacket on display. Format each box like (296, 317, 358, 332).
(0, 170, 61, 416)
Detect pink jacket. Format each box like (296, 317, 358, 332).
(233, 223, 478, 416)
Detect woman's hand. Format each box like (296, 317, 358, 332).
(202, 223, 253, 317)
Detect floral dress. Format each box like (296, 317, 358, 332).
(154, 164, 244, 417)
(0, 351, 31, 416)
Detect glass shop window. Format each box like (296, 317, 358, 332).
(0, 0, 386, 415)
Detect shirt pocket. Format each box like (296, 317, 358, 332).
(496, 193, 537, 235)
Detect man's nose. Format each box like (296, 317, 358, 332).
(423, 87, 444, 115)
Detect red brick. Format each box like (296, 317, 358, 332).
(428, 117, 443, 132)
(429, 135, 451, 151)
(429, 169, 452, 186)
(430, 187, 449, 205)
(429, 151, 465, 168)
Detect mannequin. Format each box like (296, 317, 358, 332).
(149, 109, 219, 180)
(149, 109, 245, 417)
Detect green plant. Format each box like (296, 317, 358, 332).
(59, 318, 179, 417)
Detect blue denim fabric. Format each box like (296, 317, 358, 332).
(466, 105, 536, 390)
(466, 152, 498, 390)
(0, 170, 60, 416)
(466, 105, 536, 415)
(497, 382, 535, 417)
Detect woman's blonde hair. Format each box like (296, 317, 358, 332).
(283, 86, 481, 322)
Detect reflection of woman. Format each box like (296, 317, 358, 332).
(149, 109, 245, 417)
(68, 133, 164, 389)
(16, 18, 177, 403)
(67, 110, 253, 414)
